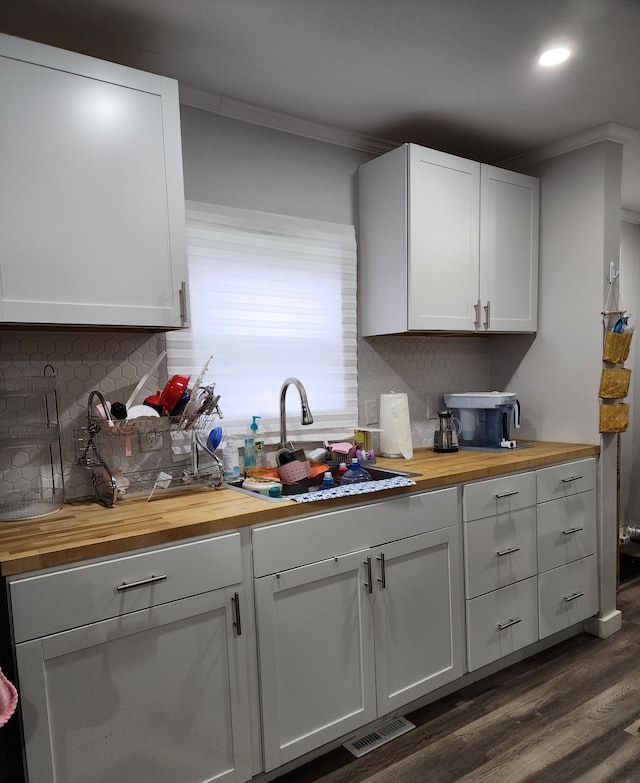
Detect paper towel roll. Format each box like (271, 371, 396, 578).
(380, 393, 413, 459)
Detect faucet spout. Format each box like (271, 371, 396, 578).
(279, 377, 314, 448)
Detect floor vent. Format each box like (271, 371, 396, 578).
(343, 716, 415, 758)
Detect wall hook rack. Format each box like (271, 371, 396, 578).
(610, 261, 620, 285)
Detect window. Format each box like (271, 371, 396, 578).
(166, 202, 358, 444)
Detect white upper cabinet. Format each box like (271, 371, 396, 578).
(0, 33, 189, 329)
(358, 143, 539, 335)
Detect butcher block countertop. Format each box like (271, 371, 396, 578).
(0, 441, 599, 577)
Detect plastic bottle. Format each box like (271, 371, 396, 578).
(340, 458, 372, 485)
(255, 440, 267, 471)
(319, 471, 336, 490)
(244, 415, 260, 473)
(222, 442, 240, 479)
(336, 462, 348, 484)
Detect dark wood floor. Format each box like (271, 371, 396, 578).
(276, 577, 640, 783)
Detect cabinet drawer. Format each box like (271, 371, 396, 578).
(9, 532, 242, 643)
(466, 577, 538, 671)
(537, 490, 597, 572)
(252, 488, 458, 577)
(463, 472, 535, 522)
(464, 506, 537, 598)
(536, 458, 596, 503)
(538, 555, 598, 639)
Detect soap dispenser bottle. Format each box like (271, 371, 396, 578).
(244, 416, 260, 474)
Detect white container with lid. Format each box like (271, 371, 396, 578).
(443, 392, 517, 409)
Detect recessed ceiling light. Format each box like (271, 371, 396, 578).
(538, 47, 572, 66)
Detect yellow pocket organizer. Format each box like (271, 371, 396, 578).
(603, 330, 633, 364)
(599, 402, 630, 433)
(599, 367, 632, 399)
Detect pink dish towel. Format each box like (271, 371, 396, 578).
(0, 667, 18, 727)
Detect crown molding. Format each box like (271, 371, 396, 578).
(179, 84, 640, 168)
(179, 84, 397, 156)
(499, 123, 639, 171)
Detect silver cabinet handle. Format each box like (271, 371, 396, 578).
(564, 591, 584, 602)
(363, 557, 373, 594)
(562, 527, 584, 536)
(561, 475, 583, 484)
(377, 553, 386, 589)
(117, 574, 167, 592)
(232, 591, 242, 636)
(498, 617, 522, 630)
(496, 546, 521, 557)
(474, 299, 482, 329)
(495, 490, 519, 499)
(483, 300, 491, 330)
(179, 281, 189, 327)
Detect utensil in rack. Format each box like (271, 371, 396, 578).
(124, 351, 166, 411)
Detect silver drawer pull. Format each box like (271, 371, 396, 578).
(564, 591, 584, 602)
(496, 546, 520, 557)
(376, 553, 387, 589)
(561, 475, 583, 484)
(363, 557, 373, 594)
(562, 527, 584, 536)
(498, 617, 522, 630)
(117, 574, 168, 592)
(232, 592, 242, 636)
(495, 490, 519, 499)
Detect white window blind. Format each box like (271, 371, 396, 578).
(166, 202, 358, 444)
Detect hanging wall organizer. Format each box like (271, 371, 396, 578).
(600, 267, 633, 434)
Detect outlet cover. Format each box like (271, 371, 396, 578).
(364, 399, 378, 425)
(427, 395, 441, 420)
(139, 431, 164, 452)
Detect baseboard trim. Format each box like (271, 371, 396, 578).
(584, 610, 622, 639)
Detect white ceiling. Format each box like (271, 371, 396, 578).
(3, 0, 640, 213)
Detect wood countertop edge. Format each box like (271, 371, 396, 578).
(0, 441, 600, 577)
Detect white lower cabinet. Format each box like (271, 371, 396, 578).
(464, 457, 599, 670)
(537, 459, 598, 639)
(9, 534, 252, 783)
(252, 490, 463, 771)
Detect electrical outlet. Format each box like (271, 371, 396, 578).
(139, 431, 164, 452)
(427, 394, 441, 419)
(364, 399, 378, 425)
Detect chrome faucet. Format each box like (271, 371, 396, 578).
(279, 377, 314, 448)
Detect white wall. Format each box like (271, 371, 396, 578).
(490, 141, 623, 445)
(180, 106, 373, 224)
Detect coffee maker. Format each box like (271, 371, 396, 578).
(433, 410, 459, 453)
(443, 392, 520, 449)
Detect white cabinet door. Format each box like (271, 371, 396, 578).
(254, 550, 376, 771)
(0, 33, 188, 328)
(479, 165, 539, 332)
(15, 589, 252, 783)
(373, 526, 464, 714)
(408, 146, 480, 331)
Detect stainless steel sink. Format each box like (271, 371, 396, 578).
(223, 465, 419, 502)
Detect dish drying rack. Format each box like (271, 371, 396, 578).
(75, 390, 224, 507)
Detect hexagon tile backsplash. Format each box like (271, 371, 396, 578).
(1, 330, 490, 501)
(358, 335, 490, 449)
(1, 330, 169, 500)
